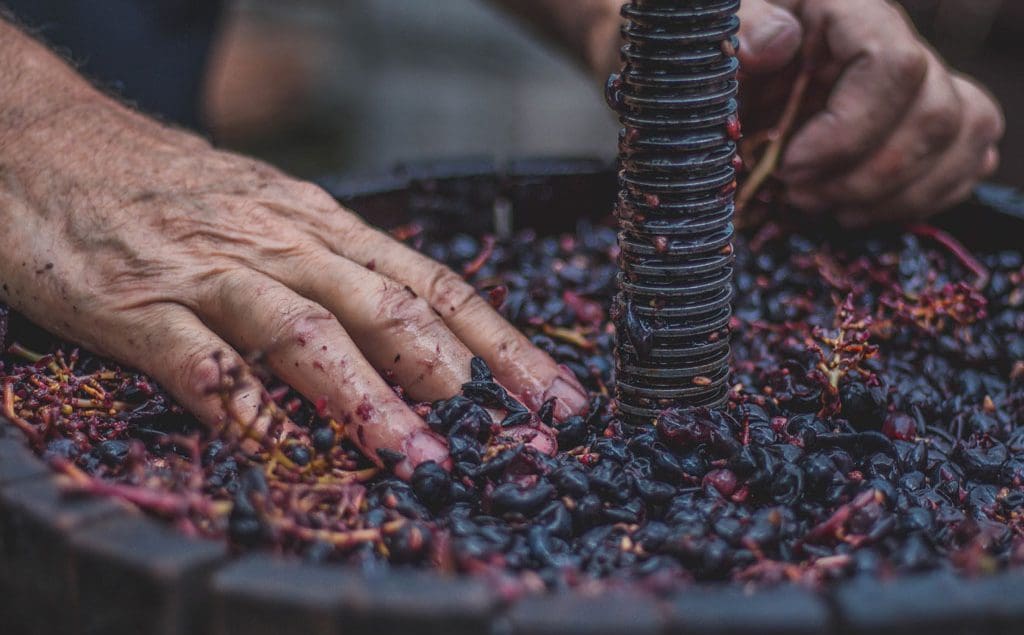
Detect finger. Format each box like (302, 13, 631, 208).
(923, 145, 1000, 216)
(780, 0, 929, 180)
(980, 146, 1001, 180)
(785, 49, 962, 208)
(737, 0, 802, 74)
(889, 76, 1001, 216)
(199, 270, 448, 480)
(106, 303, 279, 443)
(834, 77, 1003, 226)
(268, 251, 475, 403)
(260, 249, 558, 458)
(325, 225, 589, 421)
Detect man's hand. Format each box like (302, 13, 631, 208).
(550, 0, 1005, 226)
(0, 21, 585, 479)
(739, 0, 1004, 226)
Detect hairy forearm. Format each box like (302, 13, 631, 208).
(0, 18, 111, 147)
(0, 16, 213, 314)
(486, 0, 623, 77)
(0, 18, 207, 162)
(0, 18, 210, 205)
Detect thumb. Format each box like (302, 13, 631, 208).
(738, 0, 803, 74)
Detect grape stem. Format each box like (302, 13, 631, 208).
(906, 223, 991, 290)
(54, 457, 229, 520)
(463, 235, 496, 278)
(736, 23, 825, 217)
(2, 380, 41, 445)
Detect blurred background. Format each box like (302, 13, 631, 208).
(201, 0, 617, 177)
(202, 0, 1019, 184)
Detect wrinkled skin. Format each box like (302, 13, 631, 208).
(586, 0, 1005, 225)
(0, 47, 582, 479)
(0, 0, 1006, 479)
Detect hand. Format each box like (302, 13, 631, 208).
(736, 0, 1004, 225)
(0, 100, 587, 479)
(584, 0, 1004, 226)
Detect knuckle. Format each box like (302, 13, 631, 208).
(858, 36, 884, 62)
(271, 303, 334, 348)
(889, 45, 928, 88)
(333, 217, 379, 250)
(178, 348, 225, 397)
(501, 336, 530, 360)
(289, 181, 339, 210)
(203, 268, 259, 310)
(918, 101, 961, 152)
(228, 200, 268, 225)
(381, 284, 440, 331)
(425, 266, 481, 317)
(972, 95, 1006, 141)
(282, 249, 330, 282)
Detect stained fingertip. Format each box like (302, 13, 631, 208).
(516, 366, 588, 422)
(505, 422, 558, 457)
(396, 429, 451, 480)
(546, 367, 589, 420)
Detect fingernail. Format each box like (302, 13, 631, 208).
(739, 6, 801, 69)
(527, 427, 557, 456)
(505, 420, 557, 457)
(546, 367, 589, 420)
(397, 429, 450, 480)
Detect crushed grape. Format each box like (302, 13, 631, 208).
(1, 213, 1023, 599)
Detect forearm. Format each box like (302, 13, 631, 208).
(0, 17, 207, 165)
(0, 17, 211, 315)
(485, 0, 623, 77)
(0, 18, 111, 146)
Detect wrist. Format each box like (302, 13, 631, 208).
(1, 98, 209, 222)
(0, 19, 211, 194)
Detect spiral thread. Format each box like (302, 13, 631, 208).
(608, 0, 740, 421)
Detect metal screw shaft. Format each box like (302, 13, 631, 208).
(607, 0, 741, 421)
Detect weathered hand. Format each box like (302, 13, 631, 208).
(0, 101, 586, 479)
(738, 0, 1004, 226)
(585, 0, 1004, 226)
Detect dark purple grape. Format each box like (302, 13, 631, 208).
(490, 481, 556, 516)
(411, 460, 451, 510)
(841, 381, 887, 431)
(312, 426, 336, 453)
